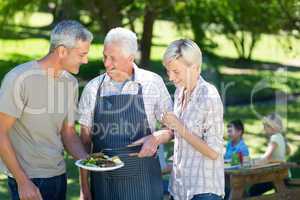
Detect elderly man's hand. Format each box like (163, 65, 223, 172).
(162, 112, 181, 130)
(131, 135, 159, 157)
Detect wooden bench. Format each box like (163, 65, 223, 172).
(225, 162, 300, 200)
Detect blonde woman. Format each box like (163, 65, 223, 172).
(249, 113, 288, 196)
(162, 39, 224, 200)
(261, 113, 287, 162)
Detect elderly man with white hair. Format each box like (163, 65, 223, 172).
(0, 20, 93, 200)
(78, 27, 173, 200)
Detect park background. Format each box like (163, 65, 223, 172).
(0, 0, 300, 199)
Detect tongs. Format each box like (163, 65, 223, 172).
(93, 144, 141, 157)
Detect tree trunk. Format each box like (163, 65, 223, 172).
(229, 34, 244, 59)
(247, 33, 259, 60)
(89, 0, 123, 33)
(139, 5, 156, 68)
(190, 14, 207, 47)
(52, 0, 77, 25)
(240, 31, 246, 59)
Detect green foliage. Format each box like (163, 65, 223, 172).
(173, 0, 299, 60)
(0, 0, 46, 25)
(172, 0, 217, 50)
(276, 0, 300, 33)
(212, 0, 285, 59)
(288, 147, 300, 178)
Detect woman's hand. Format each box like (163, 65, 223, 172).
(162, 112, 182, 130)
(163, 112, 219, 160)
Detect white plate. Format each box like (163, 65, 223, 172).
(225, 165, 241, 170)
(75, 159, 124, 171)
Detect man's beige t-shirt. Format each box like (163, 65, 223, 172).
(0, 61, 78, 178)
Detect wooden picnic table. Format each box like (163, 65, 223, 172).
(225, 162, 300, 200)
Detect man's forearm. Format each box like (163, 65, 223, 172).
(80, 168, 89, 187)
(62, 128, 88, 160)
(0, 133, 28, 183)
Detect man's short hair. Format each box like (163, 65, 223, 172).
(50, 20, 93, 52)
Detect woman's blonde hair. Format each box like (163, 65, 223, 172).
(263, 113, 290, 155)
(162, 39, 202, 68)
(263, 112, 284, 133)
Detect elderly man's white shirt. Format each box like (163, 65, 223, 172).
(77, 64, 173, 132)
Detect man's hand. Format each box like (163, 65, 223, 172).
(80, 187, 92, 200)
(79, 168, 91, 200)
(0, 112, 43, 200)
(61, 122, 88, 160)
(18, 178, 43, 200)
(131, 135, 159, 158)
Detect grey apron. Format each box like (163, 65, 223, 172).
(90, 75, 163, 200)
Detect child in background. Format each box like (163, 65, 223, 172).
(224, 120, 250, 199)
(249, 113, 288, 196)
(260, 113, 287, 162)
(224, 120, 250, 161)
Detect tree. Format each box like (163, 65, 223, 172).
(173, 0, 296, 60)
(139, 0, 174, 68)
(87, 0, 133, 33)
(172, 1, 216, 50)
(86, 0, 174, 68)
(277, 0, 300, 36)
(212, 0, 285, 60)
(0, 0, 43, 24)
(0, 0, 173, 68)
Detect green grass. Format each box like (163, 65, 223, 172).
(210, 33, 300, 64)
(0, 156, 81, 200)
(0, 174, 9, 200)
(219, 68, 300, 104)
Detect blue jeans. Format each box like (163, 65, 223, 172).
(163, 179, 169, 194)
(8, 173, 67, 200)
(170, 193, 223, 200)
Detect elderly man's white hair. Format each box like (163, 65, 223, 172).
(104, 27, 138, 57)
(50, 20, 93, 52)
(163, 39, 202, 67)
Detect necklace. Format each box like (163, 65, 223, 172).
(179, 88, 192, 117)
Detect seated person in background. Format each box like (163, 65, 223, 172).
(224, 120, 249, 199)
(260, 113, 287, 162)
(224, 120, 249, 161)
(249, 112, 288, 196)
